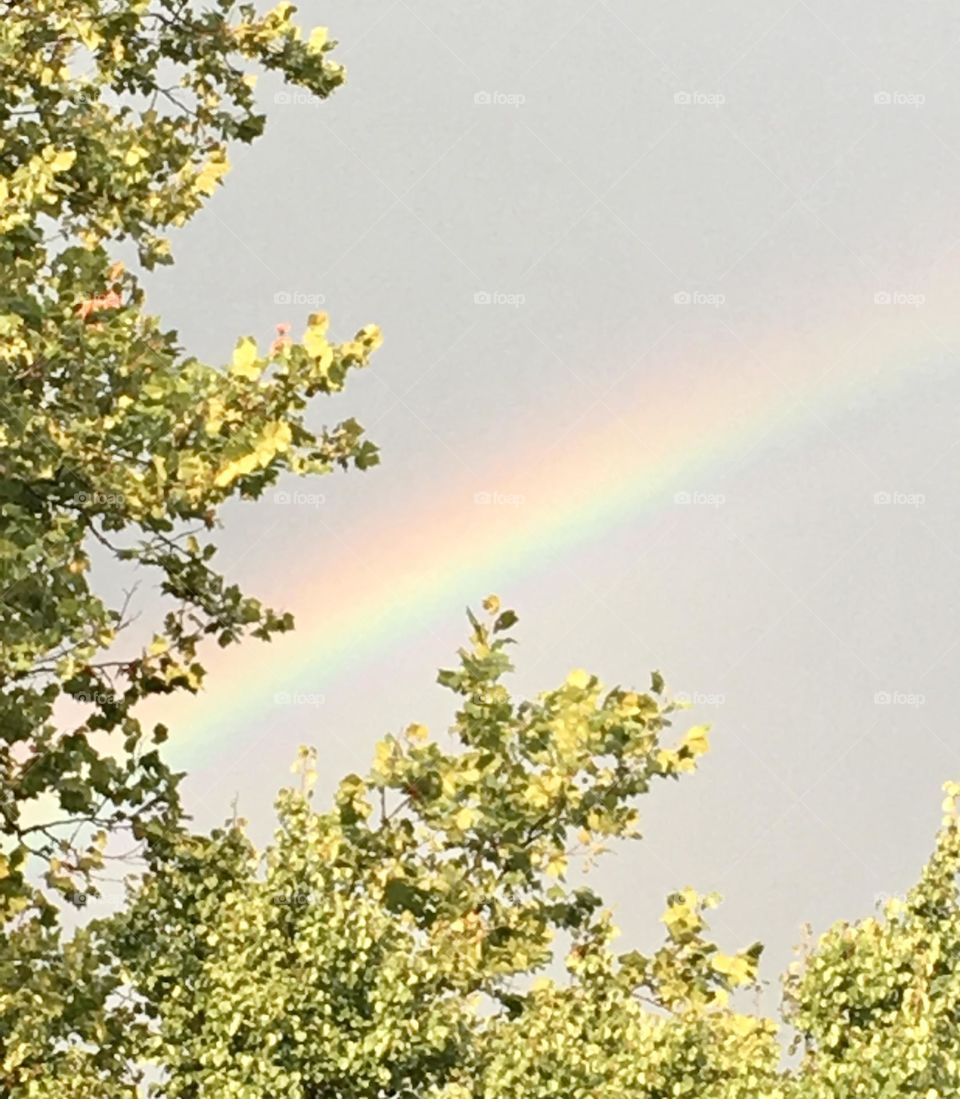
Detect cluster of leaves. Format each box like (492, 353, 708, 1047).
(0, 0, 381, 927)
(3, 601, 775, 1095)
(8, 602, 959, 1097)
(781, 783, 960, 1097)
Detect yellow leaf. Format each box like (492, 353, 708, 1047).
(78, 23, 103, 50)
(884, 896, 906, 917)
(566, 668, 591, 690)
(195, 150, 230, 195)
(728, 1014, 758, 1038)
(454, 807, 479, 830)
(270, 1, 296, 22)
(213, 452, 259, 488)
(619, 691, 639, 714)
(357, 323, 383, 350)
(526, 771, 562, 809)
(204, 398, 225, 436)
(482, 594, 501, 614)
(303, 322, 331, 362)
(545, 853, 567, 878)
(254, 420, 293, 463)
(307, 311, 329, 335)
(373, 739, 395, 774)
(713, 953, 753, 985)
(681, 724, 711, 756)
(307, 26, 329, 53)
(50, 149, 76, 173)
(231, 337, 261, 380)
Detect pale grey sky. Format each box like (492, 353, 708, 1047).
(132, 1, 960, 1007)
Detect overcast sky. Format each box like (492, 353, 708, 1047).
(130, 1, 960, 1007)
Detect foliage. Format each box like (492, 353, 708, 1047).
(4, 5, 959, 1097)
(0, 0, 381, 928)
(5, 603, 770, 1095)
(782, 783, 960, 1098)
(4, 602, 960, 1096)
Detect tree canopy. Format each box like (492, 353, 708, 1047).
(6, 602, 960, 1096)
(0, 0, 380, 929)
(1, 4, 381, 1088)
(2, 3, 959, 1097)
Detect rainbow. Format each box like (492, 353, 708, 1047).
(155, 315, 948, 768)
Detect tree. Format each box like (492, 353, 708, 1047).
(8, 601, 774, 1095)
(0, 0, 381, 929)
(5, 602, 959, 1094)
(0, 7, 381, 1089)
(782, 783, 960, 1098)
